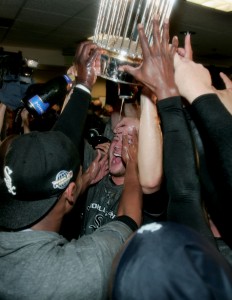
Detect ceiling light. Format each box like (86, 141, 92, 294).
(186, 0, 232, 12)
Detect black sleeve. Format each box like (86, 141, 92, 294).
(157, 96, 215, 245)
(114, 216, 138, 232)
(189, 94, 232, 248)
(52, 87, 91, 150)
(143, 186, 169, 216)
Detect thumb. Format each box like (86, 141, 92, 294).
(184, 33, 193, 60)
(118, 64, 136, 76)
(219, 72, 232, 89)
(173, 52, 182, 69)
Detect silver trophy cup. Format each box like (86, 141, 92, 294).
(93, 0, 175, 84)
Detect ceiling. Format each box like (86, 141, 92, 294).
(0, 0, 232, 69)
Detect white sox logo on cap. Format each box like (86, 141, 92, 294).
(4, 166, 16, 195)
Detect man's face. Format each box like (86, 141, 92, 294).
(108, 119, 138, 178)
(108, 132, 125, 178)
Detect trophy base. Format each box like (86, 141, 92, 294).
(99, 49, 142, 85)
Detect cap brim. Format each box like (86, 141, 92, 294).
(0, 182, 59, 230)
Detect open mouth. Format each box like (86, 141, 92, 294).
(112, 152, 122, 164)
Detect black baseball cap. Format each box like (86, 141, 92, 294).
(111, 222, 232, 300)
(0, 131, 80, 230)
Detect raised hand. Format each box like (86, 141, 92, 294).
(177, 33, 193, 60)
(83, 149, 109, 186)
(119, 15, 179, 100)
(95, 141, 110, 156)
(73, 41, 101, 91)
(174, 54, 215, 103)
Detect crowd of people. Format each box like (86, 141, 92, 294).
(0, 14, 232, 300)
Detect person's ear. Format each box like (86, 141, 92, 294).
(63, 168, 83, 213)
(63, 182, 77, 213)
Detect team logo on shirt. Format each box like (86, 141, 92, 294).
(89, 214, 104, 230)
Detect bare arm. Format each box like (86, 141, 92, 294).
(138, 90, 163, 194)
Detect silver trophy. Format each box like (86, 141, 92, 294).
(93, 0, 175, 84)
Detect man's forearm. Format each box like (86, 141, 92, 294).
(117, 161, 142, 227)
(138, 94, 163, 194)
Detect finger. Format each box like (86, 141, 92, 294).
(219, 72, 232, 89)
(114, 124, 127, 134)
(137, 22, 151, 60)
(132, 127, 138, 145)
(171, 36, 178, 56)
(87, 47, 101, 66)
(177, 48, 185, 57)
(118, 64, 140, 77)
(82, 43, 97, 62)
(94, 149, 101, 162)
(95, 143, 109, 152)
(184, 33, 193, 60)
(94, 51, 102, 75)
(162, 18, 170, 52)
(103, 159, 109, 170)
(114, 119, 126, 129)
(74, 41, 92, 63)
(122, 135, 129, 161)
(101, 154, 109, 164)
(152, 15, 161, 54)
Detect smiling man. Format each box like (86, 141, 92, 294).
(80, 90, 164, 236)
(80, 121, 137, 235)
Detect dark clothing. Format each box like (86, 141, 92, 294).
(157, 95, 232, 264)
(52, 87, 91, 152)
(157, 96, 215, 245)
(189, 94, 232, 249)
(80, 174, 124, 236)
(216, 238, 232, 266)
(112, 222, 232, 300)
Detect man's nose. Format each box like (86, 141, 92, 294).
(114, 140, 121, 150)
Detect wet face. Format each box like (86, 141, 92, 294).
(108, 132, 126, 178)
(109, 118, 139, 182)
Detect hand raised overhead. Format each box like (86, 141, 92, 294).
(73, 41, 101, 91)
(119, 15, 179, 100)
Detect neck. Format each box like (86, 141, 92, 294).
(31, 214, 63, 232)
(31, 198, 65, 233)
(111, 175, 124, 186)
